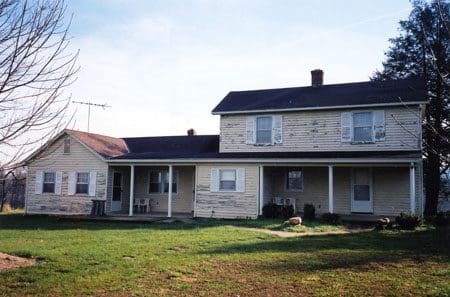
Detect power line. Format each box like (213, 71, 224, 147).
(72, 100, 111, 132)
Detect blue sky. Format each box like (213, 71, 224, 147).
(64, 0, 412, 137)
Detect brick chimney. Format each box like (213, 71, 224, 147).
(311, 69, 324, 87)
(187, 128, 196, 136)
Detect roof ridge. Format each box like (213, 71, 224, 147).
(226, 77, 423, 93)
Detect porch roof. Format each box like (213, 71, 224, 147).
(109, 150, 421, 162)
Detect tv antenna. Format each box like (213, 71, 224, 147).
(72, 100, 111, 132)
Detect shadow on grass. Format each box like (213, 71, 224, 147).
(200, 228, 450, 258)
(0, 214, 202, 231)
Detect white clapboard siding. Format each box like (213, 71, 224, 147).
(245, 116, 256, 144)
(35, 171, 43, 194)
(55, 171, 62, 195)
(89, 171, 97, 196)
(373, 110, 386, 141)
(26, 134, 108, 215)
(210, 168, 220, 192)
(219, 106, 421, 152)
(272, 115, 282, 144)
(195, 165, 259, 219)
(236, 168, 246, 192)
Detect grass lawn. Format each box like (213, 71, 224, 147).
(0, 214, 449, 296)
(202, 218, 351, 233)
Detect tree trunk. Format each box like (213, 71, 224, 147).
(424, 152, 440, 216)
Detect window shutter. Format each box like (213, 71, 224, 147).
(236, 168, 246, 192)
(55, 171, 62, 195)
(341, 112, 352, 142)
(245, 116, 256, 144)
(272, 115, 282, 144)
(68, 172, 76, 195)
(35, 171, 43, 194)
(89, 171, 97, 197)
(373, 110, 385, 142)
(210, 168, 219, 192)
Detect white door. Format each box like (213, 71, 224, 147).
(112, 172, 122, 212)
(351, 168, 373, 213)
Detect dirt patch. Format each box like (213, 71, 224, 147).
(0, 252, 37, 272)
(234, 226, 373, 238)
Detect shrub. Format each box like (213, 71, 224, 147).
(262, 203, 294, 219)
(322, 213, 340, 225)
(303, 204, 316, 220)
(395, 212, 422, 230)
(433, 212, 450, 228)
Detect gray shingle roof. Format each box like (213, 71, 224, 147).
(212, 78, 427, 114)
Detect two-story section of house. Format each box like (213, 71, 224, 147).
(24, 70, 428, 220)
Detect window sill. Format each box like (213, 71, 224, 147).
(351, 141, 375, 144)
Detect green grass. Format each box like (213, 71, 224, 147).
(0, 214, 449, 296)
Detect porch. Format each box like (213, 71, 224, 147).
(258, 163, 422, 217)
(105, 165, 196, 218)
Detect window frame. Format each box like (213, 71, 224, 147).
(42, 171, 56, 194)
(352, 111, 374, 143)
(285, 168, 303, 192)
(75, 172, 90, 195)
(148, 170, 178, 194)
(219, 169, 237, 192)
(255, 115, 273, 145)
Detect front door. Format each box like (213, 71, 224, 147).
(351, 168, 373, 213)
(112, 172, 122, 212)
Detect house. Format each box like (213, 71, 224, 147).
(24, 70, 428, 220)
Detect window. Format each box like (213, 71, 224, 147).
(219, 169, 236, 191)
(353, 112, 373, 142)
(163, 171, 178, 193)
(43, 172, 55, 193)
(149, 171, 161, 193)
(149, 170, 178, 194)
(76, 172, 89, 194)
(63, 138, 70, 154)
(286, 168, 303, 191)
(256, 116, 272, 144)
(353, 168, 370, 201)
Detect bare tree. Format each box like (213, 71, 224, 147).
(0, 0, 78, 171)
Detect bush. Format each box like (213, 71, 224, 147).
(395, 212, 422, 230)
(303, 204, 316, 220)
(262, 203, 294, 219)
(433, 212, 450, 228)
(322, 213, 340, 225)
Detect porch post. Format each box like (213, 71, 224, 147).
(259, 165, 264, 216)
(168, 165, 173, 218)
(409, 162, 416, 214)
(328, 165, 334, 213)
(129, 165, 135, 216)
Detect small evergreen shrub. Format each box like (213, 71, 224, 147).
(433, 212, 450, 227)
(303, 204, 316, 220)
(262, 203, 294, 219)
(395, 212, 422, 230)
(281, 205, 294, 219)
(322, 213, 340, 225)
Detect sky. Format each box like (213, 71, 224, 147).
(64, 0, 413, 138)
